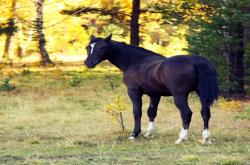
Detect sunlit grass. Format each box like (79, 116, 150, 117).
(0, 65, 249, 164)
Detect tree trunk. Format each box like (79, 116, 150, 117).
(3, 23, 13, 62)
(2, 0, 16, 63)
(15, 18, 24, 59)
(130, 0, 140, 46)
(36, 0, 53, 65)
(228, 22, 245, 95)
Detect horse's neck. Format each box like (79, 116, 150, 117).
(108, 42, 142, 72)
(108, 52, 128, 72)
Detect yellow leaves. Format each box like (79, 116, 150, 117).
(0, 0, 13, 22)
(218, 99, 243, 111)
(104, 95, 128, 131)
(99, 0, 131, 14)
(140, 11, 163, 24)
(141, 25, 188, 55)
(100, 0, 114, 10)
(116, 0, 131, 14)
(0, 0, 192, 61)
(105, 95, 127, 117)
(184, 2, 213, 22)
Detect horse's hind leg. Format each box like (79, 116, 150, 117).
(144, 96, 161, 137)
(196, 90, 212, 144)
(201, 104, 212, 144)
(173, 94, 193, 144)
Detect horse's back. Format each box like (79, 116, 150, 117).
(124, 55, 213, 96)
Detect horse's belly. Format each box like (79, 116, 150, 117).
(140, 83, 172, 96)
(144, 89, 172, 96)
(137, 67, 172, 96)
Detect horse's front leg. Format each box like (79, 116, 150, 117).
(127, 88, 143, 139)
(144, 96, 161, 137)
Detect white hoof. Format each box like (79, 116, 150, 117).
(202, 138, 212, 145)
(202, 129, 211, 145)
(128, 136, 135, 140)
(144, 131, 152, 138)
(175, 138, 184, 144)
(175, 136, 188, 144)
(144, 121, 155, 138)
(175, 128, 188, 144)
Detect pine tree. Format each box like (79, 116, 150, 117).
(185, 0, 250, 96)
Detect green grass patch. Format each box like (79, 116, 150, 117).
(234, 106, 250, 120)
(0, 66, 249, 164)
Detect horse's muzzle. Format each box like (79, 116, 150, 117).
(84, 60, 95, 68)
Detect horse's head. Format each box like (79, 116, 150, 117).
(84, 34, 112, 68)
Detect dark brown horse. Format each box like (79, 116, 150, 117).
(84, 35, 219, 144)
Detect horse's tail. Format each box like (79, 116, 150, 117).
(193, 56, 219, 107)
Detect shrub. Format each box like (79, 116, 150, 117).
(0, 78, 15, 92)
(218, 99, 243, 112)
(105, 95, 128, 132)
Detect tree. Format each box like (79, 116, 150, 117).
(185, 0, 250, 96)
(0, 21, 16, 35)
(2, 0, 17, 63)
(36, 0, 53, 65)
(61, 1, 132, 40)
(61, 0, 144, 46)
(130, 0, 140, 46)
(154, 0, 250, 96)
(0, 0, 37, 61)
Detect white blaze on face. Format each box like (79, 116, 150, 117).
(90, 43, 96, 55)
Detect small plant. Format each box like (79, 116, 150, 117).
(218, 99, 243, 111)
(0, 78, 16, 92)
(68, 76, 82, 87)
(105, 95, 128, 132)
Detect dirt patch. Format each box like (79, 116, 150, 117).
(0, 155, 25, 163)
(29, 153, 98, 161)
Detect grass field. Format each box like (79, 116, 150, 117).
(0, 64, 249, 164)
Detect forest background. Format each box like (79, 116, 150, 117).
(1, 0, 250, 96)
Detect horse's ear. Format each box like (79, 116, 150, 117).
(104, 34, 112, 42)
(90, 35, 95, 41)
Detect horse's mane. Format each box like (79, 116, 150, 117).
(111, 40, 163, 58)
